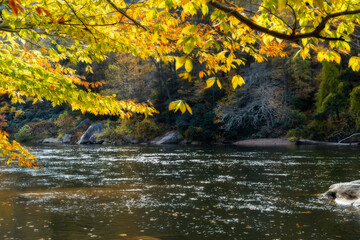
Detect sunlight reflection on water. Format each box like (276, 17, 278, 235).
(1, 145, 360, 239)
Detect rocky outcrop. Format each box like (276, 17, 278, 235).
(324, 180, 360, 206)
(41, 134, 72, 144)
(69, 118, 90, 134)
(62, 134, 72, 144)
(150, 131, 182, 145)
(77, 122, 105, 144)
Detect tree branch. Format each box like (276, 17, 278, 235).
(64, 0, 97, 41)
(105, 0, 148, 31)
(209, 1, 360, 42)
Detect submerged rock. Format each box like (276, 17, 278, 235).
(150, 131, 181, 145)
(77, 122, 105, 144)
(324, 180, 360, 206)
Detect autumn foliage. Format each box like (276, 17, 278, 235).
(1, 0, 360, 167)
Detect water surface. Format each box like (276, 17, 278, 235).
(1, 144, 360, 239)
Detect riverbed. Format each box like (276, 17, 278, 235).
(1, 144, 360, 239)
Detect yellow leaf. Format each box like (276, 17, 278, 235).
(169, 100, 192, 114)
(278, 0, 287, 11)
(179, 102, 186, 113)
(185, 103, 192, 114)
(216, 79, 222, 89)
(185, 58, 193, 72)
(176, 56, 187, 70)
(232, 75, 245, 89)
(201, 4, 209, 15)
(204, 77, 216, 89)
(349, 56, 360, 72)
(169, 101, 178, 111)
(313, 0, 324, 9)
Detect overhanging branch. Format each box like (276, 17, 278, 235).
(105, 0, 148, 31)
(209, 1, 360, 42)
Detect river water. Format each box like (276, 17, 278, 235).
(1, 145, 360, 239)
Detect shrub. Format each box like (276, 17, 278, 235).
(350, 86, 360, 129)
(287, 127, 308, 140)
(15, 124, 32, 143)
(0, 104, 9, 114)
(98, 118, 162, 142)
(55, 110, 76, 137)
(288, 109, 307, 128)
(134, 118, 162, 141)
(14, 110, 25, 121)
(184, 126, 206, 141)
(27, 120, 57, 139)
(0, 114, 7, 130)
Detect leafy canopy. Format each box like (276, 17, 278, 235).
(1, 0, 360, 167)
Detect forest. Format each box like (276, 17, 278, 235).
(0, 0, 360, 168)
(3, 50, 360, 145)
(2, 0, 360, 239)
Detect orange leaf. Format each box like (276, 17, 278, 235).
(35, 7, 42, 15)
(50, 85, 55, 91)
(199, 71, 206, 78)
(43, 9, 51, 16)
(9, 0, 18, 15)
(57, 17, 65, 24)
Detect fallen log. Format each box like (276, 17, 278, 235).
(296, 139, 360, 146)
(338, 133, 360, 143)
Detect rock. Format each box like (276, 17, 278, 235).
(130, 139, 140, 144)
(71, 118, 90, 133)
(77, 122, 105, 144)
(324, 180, 360, 206)
(42, 138, 62, 144)
(62, 134, 72, 144)
(179, 140, 189, 145)
(191, 141, 203, 145)
(150, 131, 181, 145)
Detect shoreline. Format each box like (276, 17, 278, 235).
(232, 138, 295, 147)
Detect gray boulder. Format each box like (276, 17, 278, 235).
(77, 122, 105, 144)
(42, 138, 62, 144)
(324, 180, 360, 206)
(151, 131, 181, 145)
(69, 118, 90, 134)
(62, 134, 72, 144)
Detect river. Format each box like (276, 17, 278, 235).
(1, 144, 360, 239)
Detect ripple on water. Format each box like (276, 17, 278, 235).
(2, 145, 360, 239)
